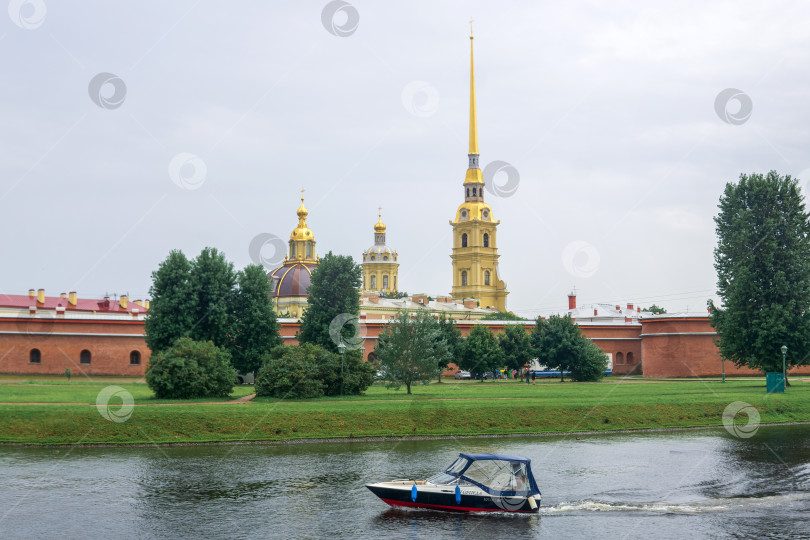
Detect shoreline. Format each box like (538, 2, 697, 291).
(4, 420, 810, 449)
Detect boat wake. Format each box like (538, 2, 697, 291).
(542, 492, 810, 515)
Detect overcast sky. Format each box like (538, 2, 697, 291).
(2, 1, 809, 318)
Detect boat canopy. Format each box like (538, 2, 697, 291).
(440, 453, 541, 497)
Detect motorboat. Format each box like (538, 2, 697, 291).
(366, 452, 541, 513)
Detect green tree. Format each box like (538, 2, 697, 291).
(459, 324, 505, 376)
(482, 311, 527, 321)
(375, 310, 449, 394)
(380, 290, 409, 299)
(145, 250, 195, 354)
(298, 252, 362, 353)
(710, 171, 810, 379)
(642, 305, 667, 314)
(188, 247, 236, 349)
(436, 313, 461, 381)
(230, 264, 282, 376)
(146, 337, 235, 399)
(498, 324, 533, 370)
(531, 315, 606, 382)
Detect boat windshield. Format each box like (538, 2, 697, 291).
(425, 473, 475, 486)
(446, 457, 468, 475)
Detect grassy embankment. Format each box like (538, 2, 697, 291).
(0, 376, 807, 445)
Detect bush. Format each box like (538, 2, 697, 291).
(146, 337, 236, 399)
(328, 349, 375, 396)
(569, 342, 609, 382)
(255, 344, 374, 399)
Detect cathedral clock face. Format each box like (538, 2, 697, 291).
(482, 210, 489, 220)
(461, 209, 468, 220)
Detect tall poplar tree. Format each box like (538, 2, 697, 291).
(145, 250, 195, 354)
(298, 252, 362, 353)
(230, 264, 282, 375)
(188, 247, 236, 349)
(710, 171, 810, 377)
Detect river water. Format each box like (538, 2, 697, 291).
(1, 425, 809, 539)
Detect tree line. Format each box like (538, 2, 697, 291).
(375, 311, 608, 394)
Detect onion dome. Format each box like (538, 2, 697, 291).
(374, 213, 386, 234)
(290, 195, 314, 242)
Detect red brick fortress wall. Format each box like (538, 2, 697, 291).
(640, 316, 810, 378)
(0, 317, 149, 377)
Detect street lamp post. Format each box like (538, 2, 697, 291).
(781, 345, 787, 390)
(338, 341, 346, 397)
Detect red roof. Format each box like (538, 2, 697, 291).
(0, 294, 147, 314)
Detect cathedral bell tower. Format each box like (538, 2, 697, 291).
(450, 27, 508, 311)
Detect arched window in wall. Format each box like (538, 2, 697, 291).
(370, 275, 377, 289)
(130, 351, 141, 365)
(472, 187, 477, 196)
(80, 350, 91, 364)
(29, 349, 41, 364)
(615, 352, 624, 365)
(466, 188, 470, 197)
(483, 233, 489, 247)
(383, 275, 388, 290)
(306, 243, 311, 258)
(291, 243, 296, 257)
(484, 270, 490, 286)
(627, 352, 634, 364)
(461, 233, 468, 248)
(461, 271, 468, 286)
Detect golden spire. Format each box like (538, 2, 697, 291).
(464, 20, 483, 184)
(469, 18, 478, 156)
(297, 188, 308, 223)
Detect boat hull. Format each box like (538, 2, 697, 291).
(366, 482, 540, 513)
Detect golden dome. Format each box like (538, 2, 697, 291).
(290, 225, 314, 241)
(374, 207, 386, 233)
(452, 201, 495, 224)
(296, 198, 308, 219)
(290, 191, 315, 242)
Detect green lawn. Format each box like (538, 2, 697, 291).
(0, 376, 807, 445)
(0, 380, 255, 404)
